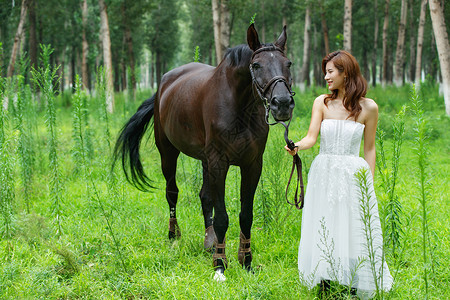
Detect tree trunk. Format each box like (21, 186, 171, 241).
(99, 0, 114, 113)
(393, 0, 408, 86)
(122, 2, 136, 101)
(429, 0, 450, 115)
(7, 0, 29, 77)
(212, 0, 221, 65)
(381, 0, 390, 86)
(81, 0, 89, 90)
(343, 0, 352, 53)
(29, 0, 37, 72)
(372, 0, 379, 87)
(156, 51, 162, 87)
(408, 0, 416, 82)
(415, 0, 427, 86)
(212, 0, 230, 65)
(299, 5, 311, 91)
(320, 0, 330, 55)
(219, 0, 230, 61)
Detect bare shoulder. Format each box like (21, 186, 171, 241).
(360, 97, 378, 113)
(360, 97, 378, 122)
(313, 94, 327, 106)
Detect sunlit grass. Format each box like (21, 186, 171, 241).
(0, 82, 448, 299)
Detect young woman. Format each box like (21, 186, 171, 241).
(285, 50, 393, 298)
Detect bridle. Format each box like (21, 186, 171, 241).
(249, 45, 296, 126)
(249, 46, 304, 210)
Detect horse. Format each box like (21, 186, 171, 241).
(113, 24, 295, 281)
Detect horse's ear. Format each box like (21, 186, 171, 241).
(274, 25, 287, 51)
(247, 24, 261, 51)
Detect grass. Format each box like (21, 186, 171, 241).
(0, 81, 448, 299)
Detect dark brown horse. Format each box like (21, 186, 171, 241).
(113, 24, 295, 280)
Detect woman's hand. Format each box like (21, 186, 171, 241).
(284, 144, 298, 156)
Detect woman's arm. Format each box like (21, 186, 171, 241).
(362, 99, 379, 178)
(285, 95, 324, 155)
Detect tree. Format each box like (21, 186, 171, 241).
(81, 0, 89, 90)
(7, 0, 29, 77)
(381, 0, 390, 85)
(299, 4, 311, 90)
(28, 0, 37, 72)
(408, 0, 416, 83)
(393, 0, 407, 86)
(371, 0, 379, 87)
(319, 0, 330, 55)
(147, 0, 179, 86)
(212, 0, 230, 65)
(429, 0, 450, 115)
(415, 0, 427, 86)
(343, 0, 352, 53)
(99, 0, 114, 113)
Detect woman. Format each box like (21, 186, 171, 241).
(285, 50, 392, 299)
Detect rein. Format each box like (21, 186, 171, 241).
(249, 46, 304, 210)
(278, 120, 305, 209)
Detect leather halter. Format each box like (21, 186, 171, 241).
(249, 45, 304, 210)
(249, 46, 296, 126)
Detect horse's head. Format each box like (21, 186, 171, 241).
(247, 24, 295, 122)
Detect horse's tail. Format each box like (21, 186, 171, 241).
(113, 94, 156, 191)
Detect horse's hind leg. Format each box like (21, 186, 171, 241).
(157, 138, 181, 239)
(200, 161, 216, 250)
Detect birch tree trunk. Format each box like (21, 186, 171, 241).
(299, 5, 311, 91)
(7, 0, 29, 77)
(99, 0, 114, 113)
(320, 0, 330, 55)
(212, 0, 221, 65)
(381, 0, 390, 86)
(393, 0, 407, 86)
(371, 0, 379, 87)
(122, 2, 136, 100)
(343, 0, 352, 53)
(415, 0, 427, 86)
(81, 0, 89, 90)
(408, 0, 416, 82)
(219, 0, 230, 59)
(429, 0, 450, 115)
(28, 0, 37, 72)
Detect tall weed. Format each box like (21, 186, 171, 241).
(410, 84, 435, 296)
(31, 44, 64, 236)
(377, 106, 406, 259)
(0, 77, 15, 238)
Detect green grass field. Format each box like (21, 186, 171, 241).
(0, 82, 448, 299)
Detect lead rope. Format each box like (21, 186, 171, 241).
(278, 119, 305, 210)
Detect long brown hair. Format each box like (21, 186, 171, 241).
(322, 50, 367, 120)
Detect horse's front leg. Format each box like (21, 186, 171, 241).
(238, 157, 263, 272)
(199, 161, 216, 250)
(207, 158, 229, 281)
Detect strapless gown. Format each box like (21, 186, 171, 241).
(298, 119, 393, 299)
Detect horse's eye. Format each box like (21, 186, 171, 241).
(287, 61, 292, 68)
(252, 62, 261, 70)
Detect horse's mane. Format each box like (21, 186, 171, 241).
(224, 43, 276, 68)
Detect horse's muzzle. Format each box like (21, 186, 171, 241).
(270, 95, 295, 121)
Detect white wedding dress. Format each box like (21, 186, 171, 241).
(298, 119, 393, 299)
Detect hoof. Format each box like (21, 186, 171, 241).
(204, 225, 216, 251)
(213, 267, 226, 282)
(168, 218, 181, 240)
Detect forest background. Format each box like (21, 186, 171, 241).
(0, 0, 449, 299)
(1, 0, 450, 113)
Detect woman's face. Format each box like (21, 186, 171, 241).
(324, 61, 345, 91)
